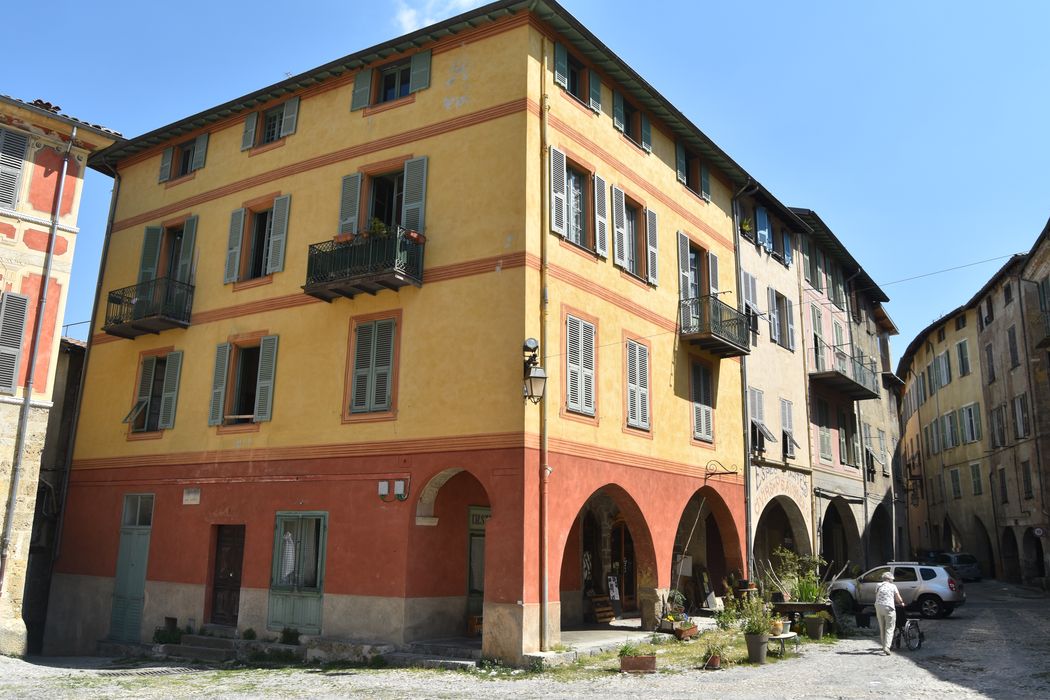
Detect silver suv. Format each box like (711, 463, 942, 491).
(829, 562, 966, 618)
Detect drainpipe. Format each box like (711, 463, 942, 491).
(842, 270, 870, 567)
(795, 234, 818, 558)
(0, 127, 76, 594)
(538, 38, 552, 652)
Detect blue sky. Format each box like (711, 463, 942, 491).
(8, 0, 1048, 364)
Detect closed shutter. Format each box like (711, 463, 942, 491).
(191, 133, 208, 171)
(768, 287, 779, 343)
(580, 318, 595, 415)
(708, 252, 719, 295)
(175, 216, 197, 284)
(589, 74, 602, 112)
(972, 405, 982, 440)
(225, 209, 245, 283)
(371, 319, 395, 411)
(266, 194, 291, 274)
(756, 206, 771, 249)
(158, 147, 173, 183)
(351, 69, 372, 111)
(549, 147, 567, 237)
(553, 43, 568, 88)
(566, 315, 582, 413)
(676, 143, 687, 183)
(253, 335, 279, 422)
(0, 129, 29, 206)
(781, 399, 794, 435)
(645, 208, 658, 285)
(138, 226, 163, 285)
(786, 299, 796, 350)
(339, 173, 362, 236)
(637, 342, 649, 429)
(700, 164, 711, 200)
(350, 320, 395, 414)
(401, 156, 428, 234)
(613, 91, 625, 131)
(241, 112, 258, 151)
(409, 50, 432, 93)
(279, 96, 300, 137)
(629, 341, 649, 429)
(350, 322, 374, 413)
(626, 341, 638, 427)
(208, 343, 231, 426)
(593, 173, 608, 257)
(692, 364, 713, 442)
(640, 113, 651, 152)
(157, 351, 183, 430)
(838, 411, 849, 461)
(0, 293, 28, 394)
(612, 185, 627, 267)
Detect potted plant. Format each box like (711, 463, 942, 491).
(771, 616, 785, 636)
(673, 615, 699, 641)
(702, 631, 732, 670)
(366, 217, 391, 239)
(738, 595, 773, 664)
(618, 641, 656, 673)
(739, 217, 754, 238)
(804, 610, 833, 640)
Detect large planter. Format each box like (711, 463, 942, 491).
(744, 633, 769, 664)
(673, 624, 699, 640)
(804, 617, 825, 640)
(620, 654, 657, 673)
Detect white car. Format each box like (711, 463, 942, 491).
(828, 562, 966, 618)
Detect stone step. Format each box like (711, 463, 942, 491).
(200, 624, 239, 639)
(384, 652, 478, 670)
(181, 634, 238, 650)
(405, 642, 482, 660)
(160, 643, 236, 663)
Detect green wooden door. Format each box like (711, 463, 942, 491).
(110, 527, 151, 642)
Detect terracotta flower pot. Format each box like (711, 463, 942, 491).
(704, 653, 721, 670)
(620, 654, 657, 673)
(771, 619, 784, 636)
(673, 625, 698, 640)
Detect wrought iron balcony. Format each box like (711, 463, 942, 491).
(102, 277, 194, 339)
(303, 226, 424, 301)
(679, 295, 750, 357)
(808, 337, 879, 400)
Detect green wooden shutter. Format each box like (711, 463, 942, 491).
(266, 194, 291, 274)
(241, 113, 258, 151)
(700, 164, 711, 200)
(0, 293, 29, 394)
(676, 143, 687, 184)
(566, 315, 582, 412)
(279, 96, 300, 137)
(613, 91, 624, 131)
(708, 252, 719, 295)
(593, 173, 608, 257)
(254, 335, 278, 422)
(553, 43, 568, 88)
(588, 74, 602, 112)
(339, 173, 362, 235)
(645, 208, 658, 285)
(549, 147, 567, 237)
(401, 156, 428, 234)
(640, 113, 652, 152)
(611, 185, 626, 267)
(351, 322, 374, 413)
(351, 69, 372, 111)
(191, 134, 208, 171)
(176, 216, 197, 284)
(973, 405, 982, 440)
(692, 364, 713, 442)
(786, 299, 796, 351)
(677, 232, 691, 302)
(768, 287, 779, 343)
(371, 319, 395, 411)
(126, 356, 156, 427)
(138, 226, 163, 285)
(158, 351, 183, 430)
(208, 343, 231, 426)
(158, 147, 173, 183)
(409, 50, 431, 93)
(225, 209, 245, 283)
(0, 129, 29, 207)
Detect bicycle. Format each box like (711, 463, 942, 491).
(892, 608, 924, 650)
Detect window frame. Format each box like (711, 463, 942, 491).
(624, 335, 651, 433)
(270, 511, 328, 594)
(122, 348, 183, 436)
(970, 463, 982, 496)
(691, 360, 715, 444)
(121, 493, 155, 528)
(241, 96, 300, 152)
(1021, 460, 1034, 499)
(209, 332, 279, 429)
(351, 49, 431, 111)
(343, 310, 402, 422)
(225, 192, 291, 285)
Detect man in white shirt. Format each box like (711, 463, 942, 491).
(875, 571, 905, 654)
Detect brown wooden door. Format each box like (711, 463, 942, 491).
(211, 525, 245, 626)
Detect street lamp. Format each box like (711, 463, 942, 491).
(523, 338, 547, 404)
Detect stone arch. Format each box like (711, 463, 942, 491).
(1001, 527, 1021, 583)
(414, 467, 464, 524)
(1022, 528, 1047, 582)
(754, 494, 813, 570)
(868, 502, 894, 565)
(820, 497, 862, 576)
(942, 515, 963, 551)
(671, 485, 745, 606)
(972, 515, 996, 579)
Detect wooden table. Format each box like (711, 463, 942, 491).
(767, 631, 801, 656)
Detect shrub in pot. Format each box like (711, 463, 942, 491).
(738, 596, 773, 664)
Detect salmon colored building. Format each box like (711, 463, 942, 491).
(43, 1, 790, 663)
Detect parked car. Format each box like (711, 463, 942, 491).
(829, 562, 966, 618)
(929, 552, 982, 581)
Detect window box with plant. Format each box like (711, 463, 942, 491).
(617, 641, 656, 673)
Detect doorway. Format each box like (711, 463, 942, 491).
(109, 494, 154, 643)
(211, 525, 245, 626)
(610, 520, 636, 611)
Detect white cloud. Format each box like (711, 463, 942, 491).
(394, 0, 486, 34)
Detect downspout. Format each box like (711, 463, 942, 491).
(796, 233, 819, 559)
(0, 127, 76, 593)
(842, 270, 869, 567)
(538, 37, 552, 652)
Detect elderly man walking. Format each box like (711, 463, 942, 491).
(875, 571, 905, 655)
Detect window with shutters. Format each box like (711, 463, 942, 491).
(838, 409, 859, 466)
(159, 134, 208, 183)
(807, 245, 824, 292)
(345, 313, 400, 420)
(675, 142, 710, 201)
(565, 314, 596, 417)
(369, 170, 405, 231)
(956, 340, 970, 376)
(999, 468, 1008, 503)
(0, 127, 29, 207)
(624, 337, 650, 431)
(351, 50, 431, 110)
(612, 90, 650, 151)
(960, 403, 982, 443)
(226, 194, 290, 284)
(1004, 282, 1013, 305)
(1007, 325, 1020, 368)
(1021, 460, 1033, 499)
(767, 288, 794, 351)
(1012, 393, 1030, 439)
(970, 464, 982, 495)
(208, 334, 279, 428)
(0, 292, 30, 394)
(611, 187, 656, 283)
(950, 468, 962, 499)
(985, 343, 996, 384)
(554, 43, 602, 113)
(955, 314, 966, 330)
(748, 387, 776, 454)
(691, 361, 714, 443)
(240, 96, 300, 151)
(122, 350, 183, 434)
(816, 398, 833, 463)
(781, 398, 799, 461)
(271, 512, 327, 593)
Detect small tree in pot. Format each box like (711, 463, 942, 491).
(738, 596, 773, 664)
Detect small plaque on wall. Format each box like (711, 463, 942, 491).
(183, 487, 201, 505)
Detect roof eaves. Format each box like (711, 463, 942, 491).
(790, 207, 888, 303)
(1, 94, 122, 142)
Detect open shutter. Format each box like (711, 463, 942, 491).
(175, 216, 197, 284)
(191, 134, 208, 171)
(676, 143, 687, 183)
(589, 74, 602, 112)
(351, 322, 374, 413)
(566, 315, 582, 413)
(700, 164, 711, 200)
(225, 209, 245, 283)
(138, 226, 163, 285)
(973, 406, 982, 441)
(0, 293, 29, 394)
(158, 351, 183, 430)
(549, 147, 567, 237)
(645, 208, 658, 285)
(786, 299, 796, 350)
(640, 113, 652, 152)
(158, 147, 173, 183)
(129, 356, 156, 426)
(339, 173, 361, 235)
(593, 173, 608, 257)
(241, 113, 258, 151)
(371, 319, 395, 411)
(266, 194, 291, 275)
(580, 319, 595, 415)
(783, 230, 793, 265)
(708, 252, 719, 295)
(756, 206, 771, 250)
(401, 156, 428, 234)
(612, 185, 627, 267)
(613, 91, 625, 132)
(677, 232, 691, 301)
(409, 50, 432, 93)
(768, 287, 779, 343)
(553, 43, 568, 88)
(208, 343, 230, 426)
(254, 335, 278, 422)
(351, 69, 372, 111)
(637, 343, 650, 429)
(0, 129, 28, 207)
(279, 96, 300, 137)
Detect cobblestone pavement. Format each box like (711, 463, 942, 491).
(2, 581, 1047, 699)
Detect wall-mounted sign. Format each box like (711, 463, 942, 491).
(468, 506, 491, 532)
(182, 487, 201, 505)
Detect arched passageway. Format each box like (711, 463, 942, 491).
(972, 516, 996, 579)
(942, 516, 963, 551)
(868, 503, 893, 565)
(820, 497, 862, 576)
(1001, 528, 1021, 583)
(669, 487, 744, 612)
(1022, 528, 1047, 582)
(754, 496, 812, 568)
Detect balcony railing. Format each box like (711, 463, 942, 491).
(808, 337, 879, 400)
(303, 226, 424, 301)
(679, 295, 750, 357)
(102, 277, 194, 339)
